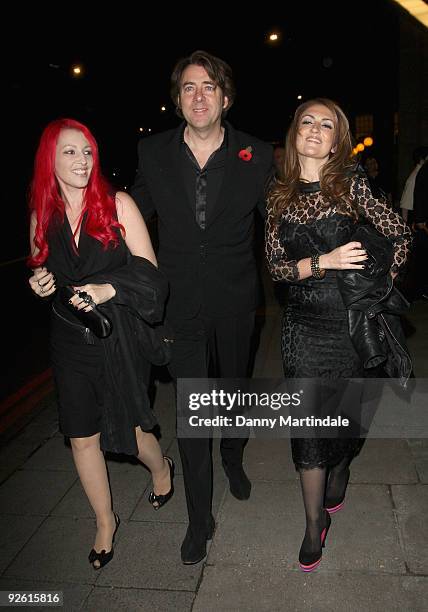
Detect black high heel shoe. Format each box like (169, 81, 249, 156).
(299, 511, 331, 572)
(148, 456, 175, 510)
(88, 512, 120, 570)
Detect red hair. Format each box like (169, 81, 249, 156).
(28, 118, 123, 267)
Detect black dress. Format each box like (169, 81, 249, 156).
(266, 176, 411, 469)
(45, 213, 157, 453)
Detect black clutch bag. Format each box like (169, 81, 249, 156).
(58, 286, 112, 339)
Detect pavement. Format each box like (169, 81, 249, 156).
(0, 272, 427, 611)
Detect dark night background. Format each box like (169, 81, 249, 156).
(5, 1, 401, 262)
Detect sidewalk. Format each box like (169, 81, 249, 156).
(0, 275, 427, 611)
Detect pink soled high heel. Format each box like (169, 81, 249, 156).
(325, 499, 345, 514)
(298, 511, 331, 572)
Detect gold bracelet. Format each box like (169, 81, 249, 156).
(310, 254, 326, 279)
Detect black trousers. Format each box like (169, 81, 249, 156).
(168, 311, 255, 536)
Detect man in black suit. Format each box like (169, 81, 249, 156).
(131, 50, 272, 564)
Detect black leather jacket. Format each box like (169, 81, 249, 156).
(336, 224, 412, 387)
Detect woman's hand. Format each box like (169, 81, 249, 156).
(320, 242, 368, 270)
(29, 267, 56, 297)
(70, 283, 116, 311)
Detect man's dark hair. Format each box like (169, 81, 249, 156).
(170, 50, 236, 118)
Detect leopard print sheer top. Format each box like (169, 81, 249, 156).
(266, 175, 412, 282)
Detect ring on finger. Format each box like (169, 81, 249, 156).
(76, 290, 95, 308)
(82, 293, 94, 305)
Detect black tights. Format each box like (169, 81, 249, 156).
(325, 455, 351, 505)
(299, 467, 327, 550)
(298, 456, 351, 550)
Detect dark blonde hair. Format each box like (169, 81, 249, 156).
(268, 98, 357, 220)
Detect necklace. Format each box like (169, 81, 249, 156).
(66, 207, 84, 229)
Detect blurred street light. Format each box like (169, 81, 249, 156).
(71, 65, 83, 77)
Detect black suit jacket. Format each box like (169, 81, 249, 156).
(131, 122, 273, 319)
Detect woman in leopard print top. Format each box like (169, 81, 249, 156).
(266, 98, 411, 572)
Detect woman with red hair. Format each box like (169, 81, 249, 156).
(28, 119, 174, 569)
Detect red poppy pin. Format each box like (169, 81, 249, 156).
(238, 146, 253, 161)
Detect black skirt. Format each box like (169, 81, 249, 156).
(282, 280, 364, 470)
(50, 307, 106, 438)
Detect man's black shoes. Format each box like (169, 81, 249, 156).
(181, 518, 215, 565)
(222, 460, 251, 500)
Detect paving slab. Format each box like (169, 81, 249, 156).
(8, 421, 57, 448)
(0, 515, 45, 573)
(0, 470, 76, 516)
(407, 438, 428, 460)
(96, 522, 202, 590)
(194, 566, 428, 612)
(208, 481, 405, 573)
(0, 441, 41, 471)
(350, 439, 418, 484)
(208, 480, 301, 569)
(22, 436, 75, 472)
(391, 484, 428, 574)
(3, 517, 102, 582)
(85, 585, 194, 611)
(323, 484, 406, 573)
(415, 460, 428, 483)
(0, 467, 14, 485)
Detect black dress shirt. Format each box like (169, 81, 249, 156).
(180, 127, 228, 229)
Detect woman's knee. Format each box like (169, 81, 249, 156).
(70, 433, 100, 453)
(135, 426, 152, 442)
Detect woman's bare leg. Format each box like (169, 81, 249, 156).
(70, 433, 115, 567)
(135, 427, 171, 503)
